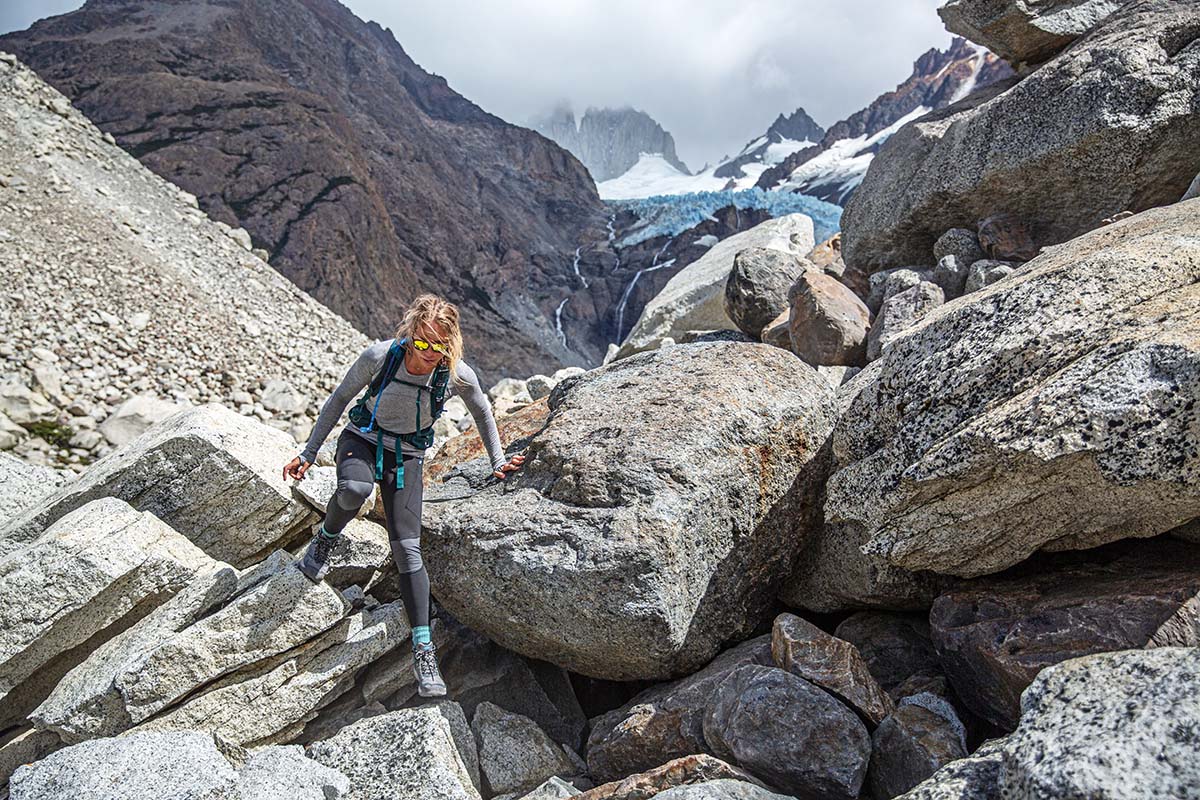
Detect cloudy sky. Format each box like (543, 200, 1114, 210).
(1, 0, 954, 168)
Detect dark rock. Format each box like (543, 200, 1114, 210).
(786, 270, 871, 366)
(833, 612, 941, 694)
(976, 215, 1037, 262)
(932, 228, 985, 267)
(939, 0, 1123, 67)
(929, 537, 1200, 729)
(771, 613, 894, 727)
(723, 248, 807, 338)
(585, 637, 774, 785)
(574, 754, 766, 800)
(867, 700, 968, 800)
(963, 260, 1017, 293)
(703, 664, 871, 800)
(932, 255, 970, 299)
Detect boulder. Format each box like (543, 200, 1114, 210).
(703, 664, 871, 800)
(616, 215, 815, 359)
(976, 214, 1037, 262)
(0, 727, 61, 790)
(723, 248, 807, 338)
(430, 700, 482, 794)
(867, 699, 968, 800)
(898, 648, 1200, 798)
(963, 259, 1016, 293)
(471, 702, 584, 796)
(574, 754, 763, 800)
(500, 776, 579, 800)
(931, 255, 969, 299)
(8, 730, 240, 800)
(0, 378, 55, 425)
(34, 552, 351, 742)
(422, 342, 836, 680)
(319, 518, 391, 588)
(0, 404, 318, 566)
(261, 380, 306, 415)
(0, 451, 69, 519)
(938, 0, 1123, 67)
(98, 394, 187, 447)
(787, 270, 871, 366)
(833, 612, 942, 695)
(932, 228, 985, 267)
(929, 538, 1200, 729)
(425, 397, 549, 485)
(293, 465, 377, 519)
(0, 498, 212, 727)
(236, 745, 352, 799)
(825, 201, 1200, 579)
(306, 708, 481, 800)
(771, 613, 894, 727)
(865, 268, 928, 315)
(586, 636, 774, 784)
(843, 0, 1200, 271)
(866, 281, 944, 361)
(759, 309, 792, 351)
(1185, 173, 1200, 202)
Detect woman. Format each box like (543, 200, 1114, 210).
(282, 294, 525, 698)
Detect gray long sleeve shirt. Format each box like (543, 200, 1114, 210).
(300, 339, 506, 471)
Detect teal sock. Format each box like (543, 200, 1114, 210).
(412, 625, 431, 647)
(318, 523, 338, 540)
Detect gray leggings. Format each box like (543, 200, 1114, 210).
(323, 426, 429, 629)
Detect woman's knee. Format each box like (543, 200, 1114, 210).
(334, 477, 375, 510)
(392, 537, 424, 573)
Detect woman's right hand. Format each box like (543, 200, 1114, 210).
(283, 456, 311, 482)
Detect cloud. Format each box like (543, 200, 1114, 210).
(0, 0, 956, 168)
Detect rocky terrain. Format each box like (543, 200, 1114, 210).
(0, 0, 608, 378)
(534, 106, 691, 183)
(2, 1, 1200, 799)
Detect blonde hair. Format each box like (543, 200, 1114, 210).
(395, 293, 466, 385)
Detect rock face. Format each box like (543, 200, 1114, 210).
(825, 201, 1200, 579)
(939, 0, 1123, 66)
(534, 106, 690, 182)
(759, 37, 1014, 204)
(842, 0, 1200, 270)
(2, 0, 606, 377)
(929, 538, 1200, 729)
(586, 637, 775, 784)
(899, 648, 1200, 799)
(424, 343, 836, 680)
(787, 270, 872, 366)
(471, 702, 582, 796)
(703, 664, 871, 800)
(615, 215, 816, 360)
(306, 708, 481, 800)
(723, 248, 807, 338)
(0, 498, 212, 728)
(0, 405, 317, 566)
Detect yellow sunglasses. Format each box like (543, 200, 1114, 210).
(410, 338, 449, 355)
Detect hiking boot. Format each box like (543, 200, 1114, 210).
(296, 527, 339, 582)
(412, 641, 447, 697)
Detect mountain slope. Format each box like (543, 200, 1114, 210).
(758, 37, 1014, 204)
(1, 0, 606, 378)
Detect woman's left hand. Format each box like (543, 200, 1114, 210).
(493, 453, 526, 480)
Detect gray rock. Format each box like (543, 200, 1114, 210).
(652, 780, 798, 800)
(318, 518, 391, 588)
(898, 648, 1200, 798)
(723, 247, 807, 337)
(0, 379, 55, 426)
(0, 498, 212, 728)
(8, 730, 240, 800)
(787, 269, 871, 366)
(0, 404, 318, 566)
(866, 281, 944, 361)
(471, 702, 582, 796)
(616, 215, 815, 359)
(932, 228, 985, 268)
(236, 745, 351, 799)
(35, 552, 350, 742)
(938, 0, 1123, 66)
(586, 636, 774, 784)
(430, 700, 482, 794)
(575, 754, 765, 800)
(500, 776, 579, 800)
(867, 703, 968, 800)
(932, 255, 970, 299)
(866, 268, 927, 315)
(261, 380, 306, 414)
(305, 708, 481, 800)
(826, 200, 1200, 579)
(771, 612, 894, 727)
(99, 394, 187, 447)
(423, 342, 836, 680)
(842, 0, 1200, 271)
(0, 451, 69, 519)
(963, 260, 1016, 293)
(703, 664, 871, 800)
(1185, 172, 1200, 202)
(0, 727, 61, 790)
(0, 410, 25, 450)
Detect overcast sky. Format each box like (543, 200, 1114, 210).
(1, 0, 954, 168)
